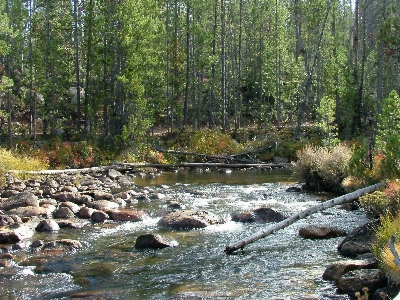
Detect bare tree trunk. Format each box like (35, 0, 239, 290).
(224, 182, 385, 254)
(183, 0, 190, 126)
(73, 0, 81, 134)
(221, 0, 227, 131)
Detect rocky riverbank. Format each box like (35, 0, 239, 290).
(0, 167, 398, 299)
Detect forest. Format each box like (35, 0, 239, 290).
(0, 0, 399, 152)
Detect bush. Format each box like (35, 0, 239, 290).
(294, 143, 352, 192)
(373, 214, 400, 285)
(359, 180, 400, 218)
(0, 147, 48, 188)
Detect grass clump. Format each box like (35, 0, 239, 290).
(0, 147, 48, 188)
(373, 214, 400, 285)
(294, 143, 352, 193)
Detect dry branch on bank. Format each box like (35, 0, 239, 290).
(224, 182, 385, 254)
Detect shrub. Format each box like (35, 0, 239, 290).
(373, 214, 400, 285)
(359, 180, 400, 218)
(0, 147, 48, 188)
(294, 143, 352, 192)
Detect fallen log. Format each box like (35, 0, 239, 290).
(224, 182, 385, 254)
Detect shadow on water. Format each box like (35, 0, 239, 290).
(0, 169, 358, 299)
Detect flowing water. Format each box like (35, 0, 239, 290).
(0, 169, 366, 299)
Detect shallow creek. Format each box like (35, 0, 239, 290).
(0, 169, 367, 299)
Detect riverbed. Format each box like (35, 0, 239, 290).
(0, 169, 364, 299)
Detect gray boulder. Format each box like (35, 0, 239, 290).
(91, 211, 109, 223)
(0, 225, 34, 243)
(158, 209, 224, 229)
(53, 207, 75, 219)
(323, 259, 378, 281)
(135, 233, 175, 249)
(299, 225, 347, 239)
(337, 269, 387, 296)
(2, 192, 39, 211)
(36, 219, 60, 232)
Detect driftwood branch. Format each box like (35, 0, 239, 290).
(389, 236, 400, 268)
(224, 182, 385, 254)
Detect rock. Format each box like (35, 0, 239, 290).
(36, 219, 60, 232)
(41, 239, 82, 255)
(1, 190, 20, 198)
(158, 209, 224, 229)
(113, 192, 131, 200)
(107, 209, 145, 222)
(105, 169, 123, 179)
(5, 206, 51, 218)
(61, 186, 79, 193)
(253, 207, 285, 222)
(53, 207, 75, 219)
(53, 192, 83, 203)
(231, 211, 257, 223)
(0, 253, 14, 260)
(0, 215, 21, 227)
(59, 201, 81, 214)
(135, 233, 175, 249)
(80, 177, 102, 186)
(166, 200, 185, 209)
(299, 225, 347, 239)
(338, 222, 378, 258)
(91, 211, 109, 223)
(0, 226, 34, 243)
(149, 193, 166, 200)
(286, 186, 302, 192)
(57, 220, 84, 229)
(78, 207, 96, 219)
(218, 168, 232, 174)
(31, 240, 44, 248)
(41, 179, 59, 189)
(91, 191, 114, 201)
(2, 192, 39, 211)
(7, 181, 26, 191)
(337, 269, 387, 295)
(89, 200, 119, 210)
(323, 259, 378, 281)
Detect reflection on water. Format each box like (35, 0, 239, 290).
(0, 169, 359, 299)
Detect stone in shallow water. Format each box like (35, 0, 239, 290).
(2, 192, 39, 211)
(298, 225, 347, 239)
(91, 210, 109, 223)
(0, 225, 34, 243)
(36, 219, 60, 232)
(158, 209, 224, 229)
(135, 233, 176, 249)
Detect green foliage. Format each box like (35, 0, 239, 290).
(359, 180, 400, 217)
(376, 91, 400, 179)
(294, 143, 352, 192)
(188, 129, 245, 158)
(316, 96, 339, 147)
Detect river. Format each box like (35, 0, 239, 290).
(0, 169, 365, 299)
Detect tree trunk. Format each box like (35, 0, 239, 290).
(224, 182, 385, 254)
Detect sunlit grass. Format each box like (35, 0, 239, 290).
(0, 147, 48, 187)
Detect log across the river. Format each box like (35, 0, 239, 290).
(224, 182, 385, 254)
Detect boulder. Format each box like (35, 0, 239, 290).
(337, 269, 387, 296)
(61, 186, 79, 193)
(158, 209, 224, 229)
(253, 207, 285, 222)
(338, 222, 378, 257)
(36, 219, 60, 232)
(323, 259, 378, 281)
(0, 215, 21, 227)
(135, 233, 175, 249)
(91, 211, 109, 223)
(91, 191, 114, 201)
(5, 206, 51, 218)
(105, 169, 123, 179)
(53, 207, 75, 219)
(107, 209, 145, 222)
(89, 200, 119, 210)
(41, 239, 82, 255)
(0, 225, 34, 244)
(59, 201, 81, 214)
(53, 192, 83, 203)
(2, 192, 39, 211)
(78, 207, 96, 219)
(231, 211, 257, 223)
(299, 225, 347, 239)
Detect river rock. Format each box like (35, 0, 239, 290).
(231, 211, 257, 223)
(107, 209, 145, 222)
(91, 210, 109, 223)
(41, 179, 59, 189)
(7, 181, 26, 191)
(253, 207, 285, 222)
(53, 207, 75, 219)
(80, 177, 102, 187)
(2, 192, 39, 211)
(338, 221, 378, 258)
(0, 215, 21, 227)
(61, 185, 79, 193)
(91, 191, 114, 201)
(299, 225, 347, 239)
(78, 207, 96, 219)
(53, 192, 83, 203)
(337, 269, 387, 295)
(57, 220, 85, 229)
(135, 233, 174, 249)
(36, 219, 60, 232)
(59, 201, 81, 214)
(323, 259, 379, 281)
(286, 186, 302, 192)
(1, 190, 20, 198)
(5, 206, 51, 218)
(105, 168, 123, 179)
(41, 239, 82, 255)
(0, 225, 34, 243)
(89, 200, 119, 210)
(158, 209, 224, 229)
